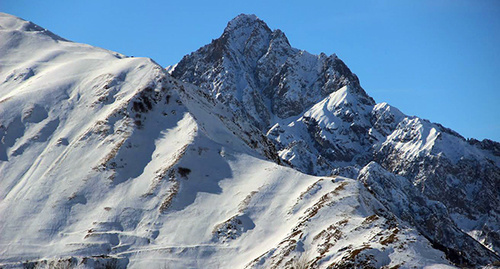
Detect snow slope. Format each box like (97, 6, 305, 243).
(0, 12, 498, 268)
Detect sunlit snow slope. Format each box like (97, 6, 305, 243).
(0, 13, 498, 269)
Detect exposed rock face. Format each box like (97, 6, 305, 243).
(172, 14, 500, 266)
(358, 162, 498, 266)
(172, 14, 372, 129)
(370, 112, 500, 257)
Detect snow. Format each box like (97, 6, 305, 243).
(1, 12, 498, 268)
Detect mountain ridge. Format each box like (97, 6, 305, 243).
(0, 12, 499, 268)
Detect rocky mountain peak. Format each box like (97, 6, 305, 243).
(172, 14, 275, 78)
(224, 14, 270, 34)
(220, 14, 276, 65)
(172, 15, 371, 128)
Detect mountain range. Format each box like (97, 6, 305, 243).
(0, 13, 499, 268)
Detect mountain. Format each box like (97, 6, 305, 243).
(171, 14, 500, 266)
(0, 12, 498, 268)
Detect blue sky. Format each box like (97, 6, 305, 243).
(3, 0, 500, 141)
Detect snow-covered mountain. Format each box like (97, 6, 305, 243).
(171, 14, 500, 266)
(0, 12, 498, 268)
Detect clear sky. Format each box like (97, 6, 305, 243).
(2, 0, 500, 141)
